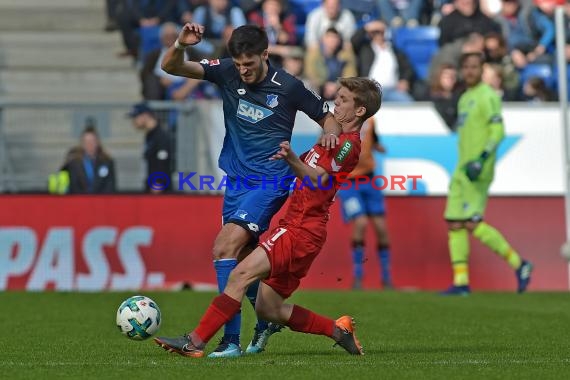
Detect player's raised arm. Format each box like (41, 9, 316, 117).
(161, 23, 206, 79)
(270, 141, 329, 186)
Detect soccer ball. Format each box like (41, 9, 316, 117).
(116, 295, 161, 340)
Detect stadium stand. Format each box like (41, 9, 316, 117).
(391, 26, 440, 81)
(0, 0, 143, 191)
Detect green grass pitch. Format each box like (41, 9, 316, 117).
(2, 291, 570, 379)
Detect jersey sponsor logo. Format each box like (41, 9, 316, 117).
(237, 89, 246, 95)
(335, 141, 353, 163)
(266, 94, 279, 108)
(208, 59, 220, 66)
(237, 99, 274, 123)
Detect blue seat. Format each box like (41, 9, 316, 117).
(290, 0, 321, 26)
(520, 63, 555, 89)
(391, 27, 440, 81)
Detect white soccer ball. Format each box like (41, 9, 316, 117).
(116, 295, 162, 340)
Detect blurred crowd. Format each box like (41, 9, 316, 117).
(103, 0, 570, 108)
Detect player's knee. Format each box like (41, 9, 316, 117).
(464, 221, 480, 232)
(212, 239, 238, 260)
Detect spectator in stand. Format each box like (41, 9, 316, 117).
(152, 22, 204, 102)
(176, 0, 209, 24)
(304, 0, 356, 48)
(522, 76, 556, 102)
(495, 0, 554, 69)
(191, 0, 247, 56)
(240, 0, 290, 18)
(66, 124, 116, 194)
(116, 0, 178, 59)
(141, 22, 182, 100)
(305, 27, 357, 100)
(248, 0, 297, 67)
(376, 0, 425, 28)
(428, 63, 463, 131)
(281, 46, 307, 81)
(128, 103, 172, 193)
(482, 62, 508, 99)
(351, 20, 415, 102)
(438, 0, 500, 47)
(429, 32, 484, 83)
(483, 32, 520, 100)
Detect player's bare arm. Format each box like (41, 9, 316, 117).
(161, 23, 206, 79)
(318, 112, 341, 150)
(270, 141, 329, 186)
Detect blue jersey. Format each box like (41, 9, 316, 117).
(201, 58, 330, 178)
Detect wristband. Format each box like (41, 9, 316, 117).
(174, 39, 188, 50)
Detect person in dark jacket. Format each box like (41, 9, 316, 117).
(128, 102, 172, 193)
(351, 20, 415, 102)
(438, 0, 500, 47)
(66, 125, 116, 194)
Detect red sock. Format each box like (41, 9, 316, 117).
(286, 305, 334, 337)
(193, 293, 241, 343)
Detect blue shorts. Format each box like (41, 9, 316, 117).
(223, 175, 289, 239)
(337, 177, 386, 223)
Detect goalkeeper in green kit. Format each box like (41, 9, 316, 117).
(441, 52, 533, 296)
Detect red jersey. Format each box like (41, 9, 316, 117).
(278, 131, 362, 241)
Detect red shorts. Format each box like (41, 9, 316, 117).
(259, 226, 325, 299)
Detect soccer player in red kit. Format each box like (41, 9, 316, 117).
(154, 77, 382, 357)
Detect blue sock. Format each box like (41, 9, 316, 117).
(352, 246, 364, 281)
(214, 259, 241, 344)
(378, 248, 391, 284)
(246, 280, 269, 332)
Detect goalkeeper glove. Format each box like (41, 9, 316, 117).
(464, 151, 489, 181)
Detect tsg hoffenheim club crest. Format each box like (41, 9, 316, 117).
(266, 94, 279, 108)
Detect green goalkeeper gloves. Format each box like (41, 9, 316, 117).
(464, 151, 490, 181)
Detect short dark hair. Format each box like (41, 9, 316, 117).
(459, 52, 485, 67)
(338, 77, 382, 121)
(227, 25, 268, 57)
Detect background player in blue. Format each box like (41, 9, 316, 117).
(337, 118, 392, 290)
(162, 23, 341, 357)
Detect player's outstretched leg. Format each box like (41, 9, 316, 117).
(333, 316, 364, 355)
(154, 334, 204, 358)
(284, 304, 364, 355)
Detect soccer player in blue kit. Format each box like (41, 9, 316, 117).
(162, 23, 341, 358)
